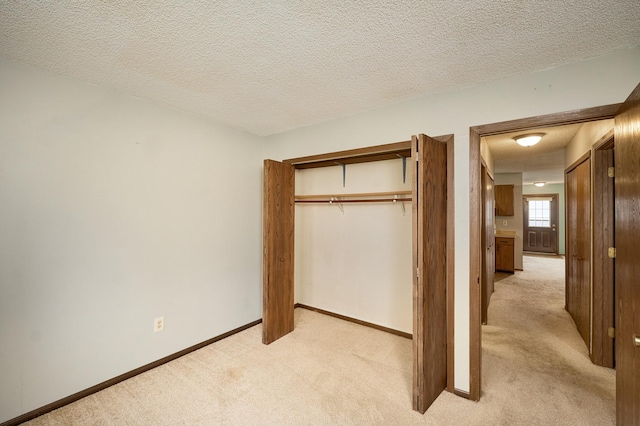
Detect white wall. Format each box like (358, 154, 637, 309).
(295, 160, 413, 332)
(565, 119, 614, 167)
(0, 57, 263, 422)
(480, 137, 495, 177)
(264, 46, 640, 392)
(523, 184, 566, 255)
(495, 174, 524, 270)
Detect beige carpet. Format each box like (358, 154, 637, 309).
(24, 255, 614, 425)
(478, 255, 615, 425)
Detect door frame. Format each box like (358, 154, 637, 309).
(481, 162, 495, 325)
(591, 129, 615, 368)
(468, 103, 621, 401)
(522, 193, 559, 254)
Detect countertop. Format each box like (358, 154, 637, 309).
(495, 230, 516, 238)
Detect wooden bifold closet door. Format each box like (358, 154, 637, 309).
(262, 159, 294, 345)
(565, 155, 591, 349)
(412, 134, 448, 413)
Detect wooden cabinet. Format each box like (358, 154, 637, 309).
(495, 184, 514, 216)
(495, 236, 515, 273)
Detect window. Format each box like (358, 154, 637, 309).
(528, 199, 550, 227)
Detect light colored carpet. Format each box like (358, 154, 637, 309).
(478, 255, 615, 425)
(23, 255, 614, 425)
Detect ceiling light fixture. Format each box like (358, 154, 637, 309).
(534, 182, 546, 187)
(514, 133, 544, 147)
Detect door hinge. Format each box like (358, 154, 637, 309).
(608, 247, 616, 259)
(608, 167, 615, 178)
(608, 327, 615, 339)
(416, 268, 419, 278)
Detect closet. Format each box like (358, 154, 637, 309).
(294, 161, 413, 333)
(565, 153, 591, 348)
(263, 134, 452, 413)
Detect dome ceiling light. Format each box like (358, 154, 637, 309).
(514, 133, 545, 147)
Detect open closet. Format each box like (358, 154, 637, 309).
(263, 134, 452, 413)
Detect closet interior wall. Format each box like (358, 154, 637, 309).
(294, 159, 413, 333)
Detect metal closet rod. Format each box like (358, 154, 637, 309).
(295, 190, 411, 199)
(295, 191, 412, 204)
(296, 198, 412, 204)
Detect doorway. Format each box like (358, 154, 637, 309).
(468, 103, 621, 401)
(523, 194, 559, 254)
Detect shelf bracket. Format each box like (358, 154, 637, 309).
(396, 154, 408, 183)
(334, 162, 347, 187)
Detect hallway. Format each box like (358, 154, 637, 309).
(481, 254, 615, 425)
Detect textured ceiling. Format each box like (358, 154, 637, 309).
(484, 123, 585, 184)
(1, 2, 639, 136)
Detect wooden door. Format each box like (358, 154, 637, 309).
(412, 134, 447, 413)
(481, 166, 494, 324)
(262, 160, 295, 344)
(592, 138, 615, 368)
(565, 156, 591, 348)
(615, 83, 640, 425)
(523, 195, 558, 254)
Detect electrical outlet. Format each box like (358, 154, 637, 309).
(154, 316, 164, 333)
(502, 220, 508, 226)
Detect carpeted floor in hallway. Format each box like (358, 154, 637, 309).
(478, 254, 615, 425)
(22, 255, 614, 425)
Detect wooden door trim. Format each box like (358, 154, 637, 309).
(468, 103, 621, 402)
(522, 192, 559, 198)
(481, 157, 494, 180)
(285, 141, 411, 169)
(469, 127, 482, 401)
(565, 151, 592, 174)
(593, 129, 615, 151)
(472, 104, 621, 136)
(591, 131, 615, 368)
(481, 166, 490, 324)
(444, 134, 456, 393)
